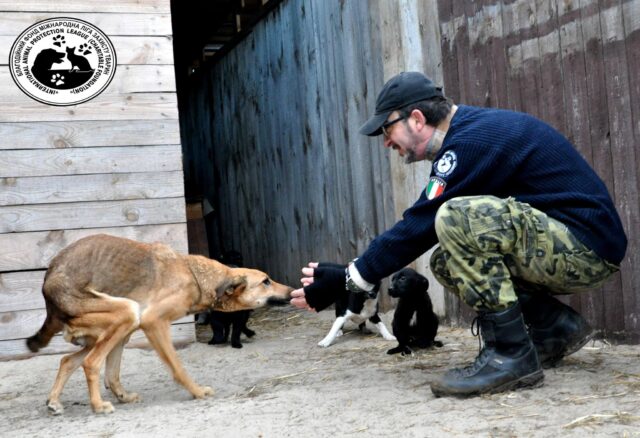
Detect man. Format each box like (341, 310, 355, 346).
(290, 71, 627, 397)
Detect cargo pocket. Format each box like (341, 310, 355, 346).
(468, 213, 516, 252)
(562, 249, 618, 291)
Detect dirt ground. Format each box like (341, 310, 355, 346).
(1, 306, 639, 437)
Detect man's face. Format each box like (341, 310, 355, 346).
(382, 110, 434, 163)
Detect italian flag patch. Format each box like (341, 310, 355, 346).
(426, 177, 446, 200)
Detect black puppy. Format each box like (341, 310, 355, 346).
(208, 310, 255, 349)
(387, 268, 441, 355)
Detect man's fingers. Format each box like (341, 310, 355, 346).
(291, 288, 305, 298)
(290, 298, 306, 308)
(301, 267, 314, 277)
(301, 277, 314, 286)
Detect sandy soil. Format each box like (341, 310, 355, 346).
(1, 306, 639, 437)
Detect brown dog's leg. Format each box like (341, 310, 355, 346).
(142, 321, 214, 399)
(104, 335, 140, 404)
(47, 346, 92, 415)
(72, 295, 140, 414)
(83, 317, 138, 414)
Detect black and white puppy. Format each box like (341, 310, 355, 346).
(208, 309, 255, 349)
(318, 284, 395, 348)
(387, 268, 441, 355)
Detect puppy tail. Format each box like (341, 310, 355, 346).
(26, 302, 64, 352)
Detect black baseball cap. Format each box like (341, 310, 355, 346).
(359, 72, 444, 136)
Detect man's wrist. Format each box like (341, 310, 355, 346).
(346, 260, 375, 293)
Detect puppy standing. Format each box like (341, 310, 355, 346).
(208, 309, 255, 348)
(387, 268, 442, 355)
(316, 264, 395, 347)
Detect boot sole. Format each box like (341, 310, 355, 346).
(431, 370, 545, 398)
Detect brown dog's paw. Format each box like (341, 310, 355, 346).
(193, 386, 215, 399)
(117, 392, 141, 404)
(92, 401, 115, 414)
(47, 399, 64, 415)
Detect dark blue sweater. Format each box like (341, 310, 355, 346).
(355, 105, 627, 283)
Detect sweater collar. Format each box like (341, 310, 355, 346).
(425, 105, 458, 161)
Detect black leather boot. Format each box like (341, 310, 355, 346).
(516, 290, 593, 368)
(431, 303, 543, 397)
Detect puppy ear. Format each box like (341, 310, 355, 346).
(216, 275, 247, 299)
(421, 276, 429, 290)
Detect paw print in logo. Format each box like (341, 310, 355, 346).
(51, 73, 65, 86)
(78, 43, 92, 55)
(52, 35, 66, 47)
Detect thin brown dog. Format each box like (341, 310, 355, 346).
(27, 234, 292, 415)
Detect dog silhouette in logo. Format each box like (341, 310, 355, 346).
(66, 47, 93, 72)
(31, 48, 66, 85)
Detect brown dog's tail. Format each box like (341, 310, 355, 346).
(26, 301, 64, 352)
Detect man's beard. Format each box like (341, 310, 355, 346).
(404, 145, 421, 164)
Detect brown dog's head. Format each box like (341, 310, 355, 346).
(213, 267, 293, 312)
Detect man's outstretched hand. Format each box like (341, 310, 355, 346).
(290, 262, 347, 312)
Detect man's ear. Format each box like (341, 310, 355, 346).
(216, 275, 247, 299)
(410, 108, 428, 130)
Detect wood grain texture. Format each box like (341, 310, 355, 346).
(0, 93, 178, 123)
(0, 1, 170, 14)
(0, 145, 183, 178)
(0, 119, 180, 150)
(0, 198, 186, 233)
(0, 12, 172, 36)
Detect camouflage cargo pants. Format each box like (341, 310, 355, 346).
(430, 196, 619, 311)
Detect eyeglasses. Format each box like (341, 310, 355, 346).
(381, 116, 405, 137)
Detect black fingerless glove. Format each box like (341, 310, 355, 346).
(303, 263, 347, 312)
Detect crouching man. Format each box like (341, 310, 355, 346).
(290, 72, 627, 397)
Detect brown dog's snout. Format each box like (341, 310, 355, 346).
(267, 285, 293, 306)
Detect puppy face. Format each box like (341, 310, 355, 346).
(213, 268, 293, 311)
(388, 268, 429, 298)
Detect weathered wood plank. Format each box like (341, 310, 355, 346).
(0, 223, 188, 272)
(0, 1, 171, 14)
(578, 0, 617, 331)
(1, 171, 184, 206)
(0, 66, 177, 97)
(0, 323, 194, 361)
(0, 197, 186, 233)
(0, 93, 178, 122)
(0, 270, 45, 312)
(600, 2, 640, 336)
(557, 0, 592, 319)
(0, 307, 192, 341)
(0, 36, 174, 65)
(0, 119, 180, 150)
(0, 12, 172, 36)
(535, 0, 568, 133)
(0, 145, 183, 178)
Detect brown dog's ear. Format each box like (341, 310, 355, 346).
(216, 275, 247, 299)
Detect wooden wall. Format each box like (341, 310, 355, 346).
(438, 0, 640, 341)
(0, 0, 190, 360)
